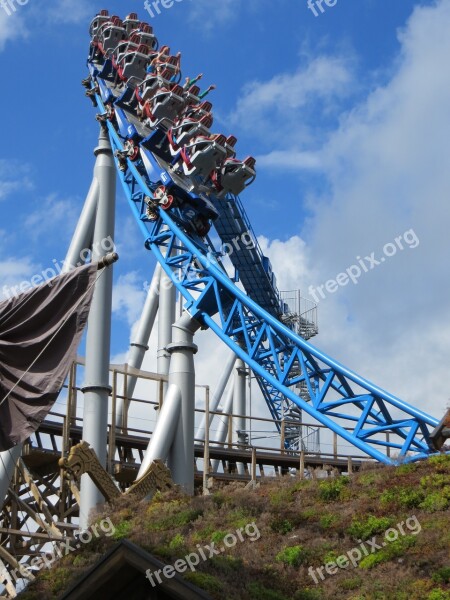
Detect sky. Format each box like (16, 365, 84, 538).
(0, 0, 449, 454)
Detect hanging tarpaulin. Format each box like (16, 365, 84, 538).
(0, 263, 98, 451)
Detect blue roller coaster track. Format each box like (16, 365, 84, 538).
(85, 10, 446, 464)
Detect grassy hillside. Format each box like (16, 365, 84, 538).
(19, 454, 450, 600)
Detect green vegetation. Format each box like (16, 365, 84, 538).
(275, 545, 309, 567)
(347, 514, 393, 540)
(318, 476, 350, 501)
(17, 455, 450, 600)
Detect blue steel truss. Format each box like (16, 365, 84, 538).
(93, 98, 442, 465)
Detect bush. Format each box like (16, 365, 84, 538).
(276, 545, 309, 568)
(319, 514, 337, 529)
(111, 520, 133, 540)
(359, 535, 417, 569)
(428, 590, 450, 600)
(380, 486, 425, 508)
(318, 477, 350, 502)
(147, 508, 203, 531)
(420, 491, 450, 512)
(246, 582, 290, 600)
(428, 454, 450, 469)
(184, 571, 223, 594)
(347, 515, 393, 540)
(168, 533, 185, 550)
(294, 589, 324, 600)
(270, 518, 293, 534)
(432, 567, 450, 585)
(339, 576, 363, 590)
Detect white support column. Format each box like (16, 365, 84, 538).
(80, 126, 116, 529)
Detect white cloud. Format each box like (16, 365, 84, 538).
(0, 249, 41, 301)
(0, 160, 33, 201)
(231, 54, 356, 145)
(249, 0, 450, 424)
(256, 150, 323, 171)
(187, 0, 240, 34)
(24, 193, 78, 242)
(112, 272, 146, 327)
(0, 8, 28, 52)
(43, 0, 92, 25)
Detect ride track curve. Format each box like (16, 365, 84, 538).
(85, 10, 444, 465)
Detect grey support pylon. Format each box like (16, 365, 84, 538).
(80, 126, 116, 529)
(64, 177, 99, 271)
(234, 357, 247, 475)
(137, 383, 181, 478)
(116, 263, 162, 429)
(157, 248, 176, 392)
(167, 313, 201, 494)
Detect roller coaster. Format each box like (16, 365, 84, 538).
(83, 9, 445, 466)
(0, 10, 448, 595)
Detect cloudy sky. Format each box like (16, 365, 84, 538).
(0, 0, 449, 453)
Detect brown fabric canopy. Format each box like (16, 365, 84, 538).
(0, 263, 97, 451)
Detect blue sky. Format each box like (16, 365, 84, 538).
(1, 0, 449, 433)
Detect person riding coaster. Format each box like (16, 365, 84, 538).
(140, 84, 185, 129)
(144, 184, 218, 238)
(167, 114, 213, 156)
(176, 133, 228, 179)
(136, 69, 174, 105)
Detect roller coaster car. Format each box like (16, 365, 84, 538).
(148, 52, 182, 80)
(97, 17, 127, 56)
(128, 25, 158, 51)
(89, 10, 110, 43)
(152, 185, 218, 238)
(179, 134, 228, 179)
(136, 71, 172, 105)
(182, 85, 201, 109)
(123, 12, 140, 35)
(183, 101, 213, 121)
(167, 114, 213, 156)
(142, 85, 185, 128)
(224, 135, 237, 159)
(117, 44, 152, 84)
(213, 156, 256, 198)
